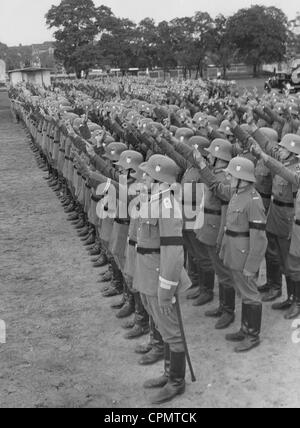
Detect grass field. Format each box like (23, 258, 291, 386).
(235, 77, 266, 95)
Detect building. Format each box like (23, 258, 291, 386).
(289, 12, 300, 36)
(8, 67, 51, 87)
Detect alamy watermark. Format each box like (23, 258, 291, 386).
(291, 319, 300, 344)
(0, 319, 6, 344)
(95, 177, 205, 226)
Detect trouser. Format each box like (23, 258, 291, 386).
(187, 254, 200, 286)
(140, 294, 184, 353)
(266, 232, 291, 287)
(125, 275, 149, 328)
(183, 230, 213, 290)
(207, 245, 235, 312)
(207, 245, 232, 290)
(287, 253, 300, 282)
(231, 270, 261, 303)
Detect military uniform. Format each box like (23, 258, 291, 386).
(250, 130, 298, 304)
(260, 137, 300, 319)
(156, 134, 214, 304)
(134, 155, 191, 405)
(195, 157, 267, 352)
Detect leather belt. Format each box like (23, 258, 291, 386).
(115, 218, 130, 226)
(137, 247, 160, 255)
(260, 192, 272, 199)
(129, 240, 137, 247)
(204, 208, 222, 216)
(273, 199, 294, 208)
(226, 230, 250, 238)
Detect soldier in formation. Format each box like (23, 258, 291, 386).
(9, 76, 300, 403)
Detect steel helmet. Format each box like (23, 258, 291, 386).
(224, 157, 256, 183)
(193, 112, 206, 124)
(103, 142, 127, 161)
(140, 155, 181, 185)
(288, 103, 299, 116)
(187, 136, 210, 155)
(115, 150, 144, 171)
(205, 139, 233, 162)
(218, 120, 233, 136)
(259, 127, 278, 143)
(240, 124, 252, 134)
(274, 103, 285, 115)
(88, 123, 102, 132)
(279, 134, 300, 155)
(175, 128, 194, 143)
(130, 162, 148, 180)
(206, 115, 219, 128)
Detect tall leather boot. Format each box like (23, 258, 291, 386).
(89, 240, 102, 256)
(98, 264, 113, 285)
(125, 292, 150, 339)
(234, 302, 262, 353)
(144, 344, 170, 389)
(116, 284, 135, 318)
(139, 322, 164, 365)
(193, 270, 215, 307)
(262, 261, 283, 302)
(215, 286, 235, 330)
(102, 262, 124, 298)
(258, 256, 274, 293)
(186, 256, 201, 300)
(82, 227, 96, 246)
(93, 251, 108, 268)
(226, 302, 249, 342)
(284, 280, 300, 320)
(150, 350, 186, 405)
(272, 276, 295, 311)
(205, 283, 224, 318)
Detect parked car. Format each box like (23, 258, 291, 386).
(0, 81, 7, 92)
(265, 68, 300, 93)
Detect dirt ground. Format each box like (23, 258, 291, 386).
(0, 92, 299, 409)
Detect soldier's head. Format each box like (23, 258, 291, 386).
(175, 128, 194, 144)
(139, 155, 181, 189)
(278, 134, 300, 161)
(103, 142, 127, 164)
(205, 139, 232, 168)
(115, 150, 144, 175)
(288, 103, 299, 119)
(130, 162, 148, 182)
(224, 157, 256, 190)
(218, 119, 235, 143)
(187, 136, 210, 158)
(259, 128, 278, 144)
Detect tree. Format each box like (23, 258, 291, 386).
(169, 17, 196, 78)
(192, 12, 214, 78)
(227, 5, 289, 76)
(97, 17, 137, 71)
(156, 21, 177, 76)
(46, 0, 99, 78)
(210, 15, 237, 78)
(135, 18, 159, 69)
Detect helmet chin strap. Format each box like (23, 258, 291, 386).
(235, 179, 241, 193)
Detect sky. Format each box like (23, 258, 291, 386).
(0, 0, 299, 46)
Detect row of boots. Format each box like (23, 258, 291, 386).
(29, 134, 167, 370)
(259, 261, 300, 320)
